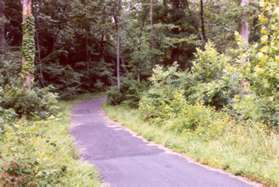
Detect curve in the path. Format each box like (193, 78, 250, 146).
(70, 97, 258, 187)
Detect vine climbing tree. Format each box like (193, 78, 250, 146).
(21, 0, 35, 88)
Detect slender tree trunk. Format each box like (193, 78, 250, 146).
(0, 0, 5, 55)
(150, 0, 154, 45)
(116, 25, 121, 89)
(200, 0, 207, 44)
(240, 0, 249, 44)
(115, 0, 122, 89)
(183, 0, 203, 41)
(163, 0, 167, 7)
(33, 0, 44, 86)
(150, 0, 156, 67)
(86, 32, 90, 77)
(100, 6, 106, 59)
(22, 0, 32, 20)
(35, 25, 44, 85)
(21, 0, 35, 89)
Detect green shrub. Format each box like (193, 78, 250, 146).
(107, 77, 147, 107)
(43, 63, 83, 99)
(187, 43, 243, 109)
(0, 117, 99, 186)
(140, 90, 227, 138)
(0, 88, 16, 135)
(0, 51, 21, 88)
(1, 87, 58, 118)
(140, 41, 278, 128)
(0, 107, 17, 135)
(247, 63, 279, 126)
(191, 42, 229, 82)
(107, 86, 123, 105)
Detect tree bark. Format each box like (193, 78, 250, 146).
(240, 0, 249, 44)
(0, 0, 5, 54)
(22, 0, 32, 18)
(200, 0, 207, 44)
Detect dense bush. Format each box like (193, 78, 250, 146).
(43, 63, 87, 99)
(0, 107, 17, 135)
(0, 118, 99, 186)
(139, 40, 278, 128)
(107, 77, 147, 107)
(0, 51, 59, 120)
(247, 59, 279, 126)
(1, 87, 58, 119)
(140, 90, 228, 138)
(0, 51, 21, 88)
(187, 43, 243, 109)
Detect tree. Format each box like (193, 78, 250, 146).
(240, 0, 249, 44)
(21, 0, 35, 88)
(200, 0, 207, 44)
(150, 0, 155, 50)
(113, 0, 122, 89)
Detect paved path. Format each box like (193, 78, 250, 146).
(70, 97, 257, 187)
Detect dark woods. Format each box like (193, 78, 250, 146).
(1, 0, 258, 98)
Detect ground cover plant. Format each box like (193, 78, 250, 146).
(0, 97, 100, 187)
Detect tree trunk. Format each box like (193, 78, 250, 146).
(116, 25, 121, 89)
(22, 0, 32, 19)
(150, 0, 156, 66)
(182, 0, 203, 41)
(0, 0, 5, 54)
(21, 0, 35, 89)
(33, 0, 45, 86)
(240, 0, 249, 44)
(200, 0, 207, 44)
(163, 0, 167, 7)
(150, 0, 154, 47)
(115, 0, 122, 90)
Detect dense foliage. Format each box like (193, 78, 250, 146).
(140, 39, 278, 128)
(3, 0, 261, 96)
(0, 53, 57, 120)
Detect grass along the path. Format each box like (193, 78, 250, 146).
(103, 103, 279, 186)
(0, 95, 101, 187)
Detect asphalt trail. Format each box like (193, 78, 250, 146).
(71, 97, 257, 187)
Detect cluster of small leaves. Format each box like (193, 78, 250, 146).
(247, 0, 279, 126)
(107, 77, 148, 107)
(257, 0, 279, 66)
(21, 16, 35, 79)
